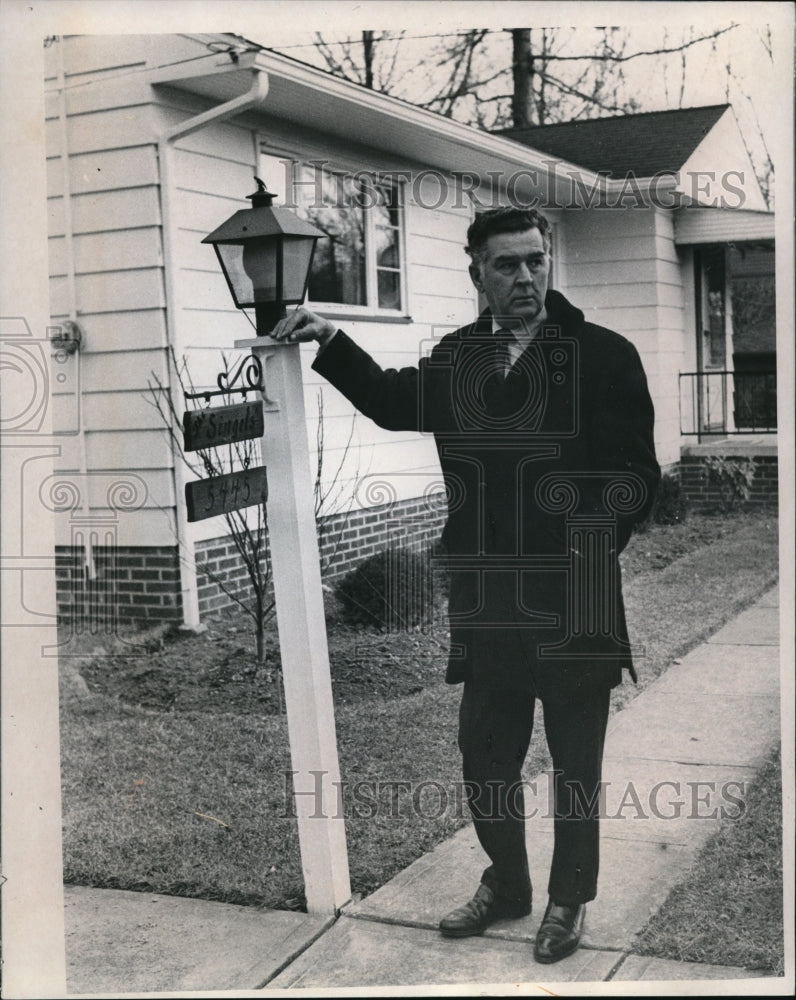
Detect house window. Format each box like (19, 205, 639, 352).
(258, 152, 405, 313)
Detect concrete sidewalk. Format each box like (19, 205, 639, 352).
(64, 586, 784, 995)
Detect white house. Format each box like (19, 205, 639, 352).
(44, 33, 776, 628)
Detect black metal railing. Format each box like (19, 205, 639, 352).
(679, 370, 777, 439)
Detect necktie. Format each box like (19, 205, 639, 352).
(483, 328, 514, 415)
(495, 327, 513, 377)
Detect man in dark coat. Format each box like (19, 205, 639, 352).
(272, 207, 660, 963)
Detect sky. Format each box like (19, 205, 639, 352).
(257, 15, 781, 201)
(8, 1, 789, 195)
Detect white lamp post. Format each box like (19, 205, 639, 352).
(204, 182, 351, 916)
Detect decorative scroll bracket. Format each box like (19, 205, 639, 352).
(184, 353, 277, 409)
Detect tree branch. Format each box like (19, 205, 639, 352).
(535, 24, 739, 63)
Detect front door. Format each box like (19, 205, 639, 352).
(695, 245, 729, 434)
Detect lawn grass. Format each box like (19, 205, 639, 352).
(614, 511, 781, 712)
(60, 511, 780, 919)
(61, 679, 465, 908)
(60, 703, 302, 905)
(632, 746, 784, 975)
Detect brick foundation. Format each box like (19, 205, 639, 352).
(193, 534, 269, 616)
(55, 497, 446, 627)
(56, 453, 778, 626)
(679, 454, 778, 510)
(193, 495, 447, 618)
(55, 544, 183, 626)
(316, 497, 447, 581)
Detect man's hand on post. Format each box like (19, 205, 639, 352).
(271, 307, 337, 349)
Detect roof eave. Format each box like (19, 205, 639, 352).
(148, 47, 612, 204)
(673, 206, 775, 245)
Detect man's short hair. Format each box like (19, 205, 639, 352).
(466, 208, 552, 262)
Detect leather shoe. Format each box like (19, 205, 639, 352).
(439, 884, 531, 938)
(533, 900, 585, 963)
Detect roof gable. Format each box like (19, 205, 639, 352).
(497, 105, 730, 177)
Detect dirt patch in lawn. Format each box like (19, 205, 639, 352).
(76, 511, 775, 718)
(77, 611, 451, 716)
(619, 512, 753, 576)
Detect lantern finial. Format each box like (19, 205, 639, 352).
(249, 176, 275, 209)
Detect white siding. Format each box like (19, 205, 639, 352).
(46, 37, 174, 547)
(404, 198, 477, 326)
(44, 35, 265, 548)
(50, 269, 166, 315)
(50, 186, 163, 237)
(47, 146, 159, 199)
(50, 227, 163, 277)
(558, 207, 687, 467)
(677, 110, 768, 213)
(48, 33, 705, 553)
(174, 112, 476, 543)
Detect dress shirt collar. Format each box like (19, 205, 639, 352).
(491, 318, 537, 369)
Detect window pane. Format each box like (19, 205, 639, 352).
(289, 164, 403, 310)
(373, 202, 401, 233)
(258, 153, 291, 203)
(307, 234, 366, 305)
(375, 225, 400, 268)
(373, 182, 400, 210)
(296, 169, 366, 305)
(377, 269, 401, 310)
(374, 183, 402, 310)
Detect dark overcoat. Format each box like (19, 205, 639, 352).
(313, 289, 661, 699)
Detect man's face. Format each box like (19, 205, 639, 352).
(469, 228, 550, 327)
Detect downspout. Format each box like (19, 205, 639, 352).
(54, 40, 94, 578)
(156, 69, 269, 628)
(694, 249, 704, 444)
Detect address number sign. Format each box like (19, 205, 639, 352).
(185, 466, 268, 523)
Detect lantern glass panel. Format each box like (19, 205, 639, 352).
(214, 241, 278, 307)
(281, 237, 316, 302)
(213, 236, 316, 307)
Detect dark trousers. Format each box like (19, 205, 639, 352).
(458, 682, 611, 907)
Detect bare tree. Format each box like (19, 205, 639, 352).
(511, 29, 534, 127)
(417, 29, 491, 120)
(148, 350, 274, 674)
(723, 35, 776, 207)
(500, 26, 643, 126)
(312, 29, 405, 92)
(302, 24, 774, 199)
(148, 352, 361, 708)
(306, 24, 740, 127)
(462, 25, 739, 127)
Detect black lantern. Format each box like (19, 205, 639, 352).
(202, 178, 325, 334)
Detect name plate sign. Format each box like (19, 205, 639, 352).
(183, 401, 264, 453)
(185, 466, 268, 522)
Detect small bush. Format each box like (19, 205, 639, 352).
(334, 547, 435, 630)
(652, 474, 688, 525)
(635, 473, 688, 533)
(702, 455, 757, 513)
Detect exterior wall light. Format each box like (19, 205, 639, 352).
(202, 177, 324, 335)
